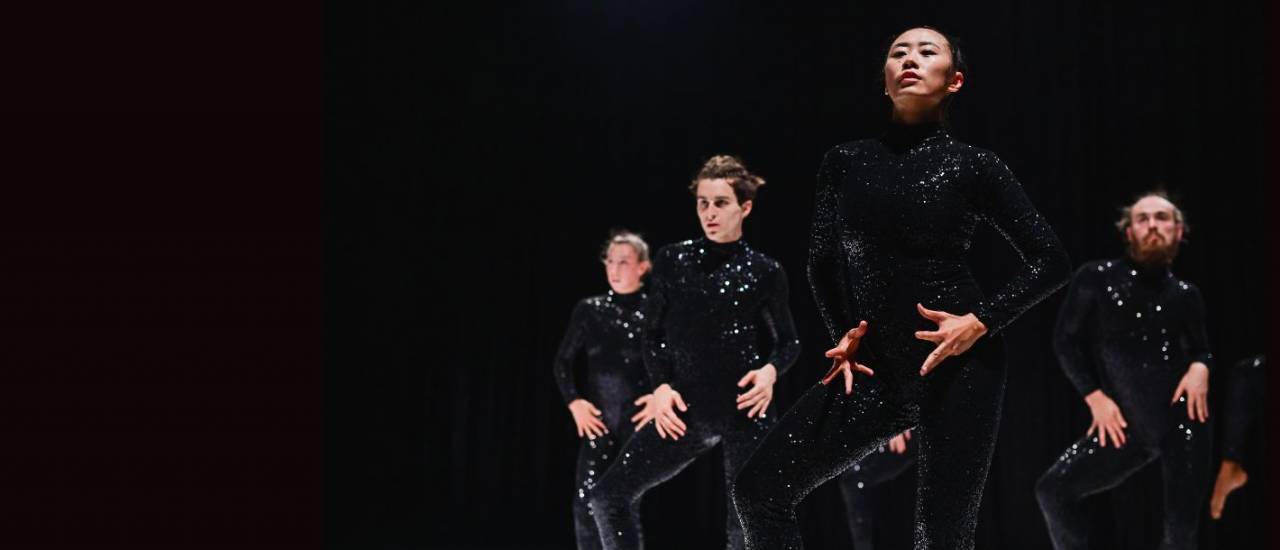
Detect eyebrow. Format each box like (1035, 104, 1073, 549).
(892, 41, 940, 48)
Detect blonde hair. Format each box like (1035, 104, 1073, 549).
(599, 229, 650, 263)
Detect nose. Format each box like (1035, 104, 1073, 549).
(902, 54, 919, 70)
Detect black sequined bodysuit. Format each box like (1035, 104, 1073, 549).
(1221, 354, 1263, 464)
(1036, 258, 1214, 550)
(590, 237, 801, 550)
(553, 290, 651, 550)
(731, 122, 1071, 550)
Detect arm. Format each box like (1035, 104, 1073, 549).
(640, 249, 676, 388)
(1052, 265, 1103, 397)
(970, 153, 1072, 335)
(1180, 284, 1214, 370)
(760, 266, 801, 376)
(1172, 283, 1213, 422)
(552, 300, 590, 404)
(737, 266, 802, 418)
(807, 148, 857, 346)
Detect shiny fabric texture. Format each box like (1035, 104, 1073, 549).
(1036, 258, 1214, 550)
(553, 290, 651, 549)
(590, 237, 801, 550)
(731, 122, 1070, 550)
(1221, 354, 1263, 463)
(837, 438, 918, 550)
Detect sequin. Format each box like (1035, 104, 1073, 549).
(1037, 256, 1215, 549)
(590, 237, 801, 550)
(733, 121, 1070, 550)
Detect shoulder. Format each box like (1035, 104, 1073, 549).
(1170, 275, 1201, 296)
(1071, 259, 1118, 284)
(654, 241, 689, 259)
(577, 295, 607, 311)
(743, 246, 785, 274)
(823, 140, 877, 161)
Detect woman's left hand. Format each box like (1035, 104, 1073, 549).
(913, 303, 988, 376)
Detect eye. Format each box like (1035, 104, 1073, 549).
(890, 50, 906, 58)
(921, 49, 936, 56)
(715, 199, 730, 207)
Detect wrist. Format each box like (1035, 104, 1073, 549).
(967, 313, 988, 335)
(1084, 389, 1106, 405)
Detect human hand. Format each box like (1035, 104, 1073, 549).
(1171, 362, 1209, 422)
(631, 384, 688, 440)
(736, 364, 777, 419)
(888, 429, 912, 454)
(1084, 390, 1128, 447)
(821, 320, 874, 395)
(568, 399, 607, 439)
(914, 303, 988, 375)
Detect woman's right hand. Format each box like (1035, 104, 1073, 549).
(630, 384, 688, 440)
(821, 321, 874, 395)
(568, 399, 607, 439)
(1084, 390, 1128, 447)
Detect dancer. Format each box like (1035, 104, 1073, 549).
(837, 429, 916, 550)
(1035, 192, 1213, 550)
(731, 26, 1071, 550)
(553, 231, 654, 550)
(1209, 354, 1263, 520)
(589, 155, 801, 550)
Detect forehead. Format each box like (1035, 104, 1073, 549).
(1130, 196, 1176, 215)
(891, 28, 948, 48)
(607, 243, 639, 259)
(695, 178, 736, 197)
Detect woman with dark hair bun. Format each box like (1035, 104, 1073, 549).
(588, 155, 801, 550)
(730, 27, 1071, 549)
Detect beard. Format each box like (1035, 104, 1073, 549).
(1126, 232, 1180, 268)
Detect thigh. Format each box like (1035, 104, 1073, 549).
(734, 380, 915, 505)
(840, 439, 916, 491)
(1159, 406, 1213, 512)
(592, 414, 720, 499)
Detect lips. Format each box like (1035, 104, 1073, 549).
(899, 71, 921, 82)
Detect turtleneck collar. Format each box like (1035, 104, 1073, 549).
(698, 236, 745, 251)
(882, 119, 949, 153)
(1119, 255, 1173, 284)
(608, 288, 646, 307)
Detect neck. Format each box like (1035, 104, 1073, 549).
(705, 230, 743, 243)
(891, 106, 943, 125)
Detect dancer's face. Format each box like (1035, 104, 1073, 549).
(695, 178, 752, 243)
(1125, 195, 1183, 265)
(884, 28, 963, 118)
(603, 243, 650, 294)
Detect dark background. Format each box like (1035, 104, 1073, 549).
(328, 2, 1266, 549)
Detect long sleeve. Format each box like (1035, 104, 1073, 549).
(552, 300, 590, 404)
(1222, 354, 1264, 461)
(760, 266, 801, 376)
(807, 148, 857, 346)
(1179, 283, 1214, 369)
(970, 153, 1072, 335)
(640, 249, 675, 388)
(1052, 265, 1103, 397)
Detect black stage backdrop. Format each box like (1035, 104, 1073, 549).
(328, 2, 1264, 548)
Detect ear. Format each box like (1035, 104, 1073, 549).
(639, 261, 652, 275)
(740, 200, 753, 217)
(947, 70, 964, 93)
(1173, 224, 1184, 242)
